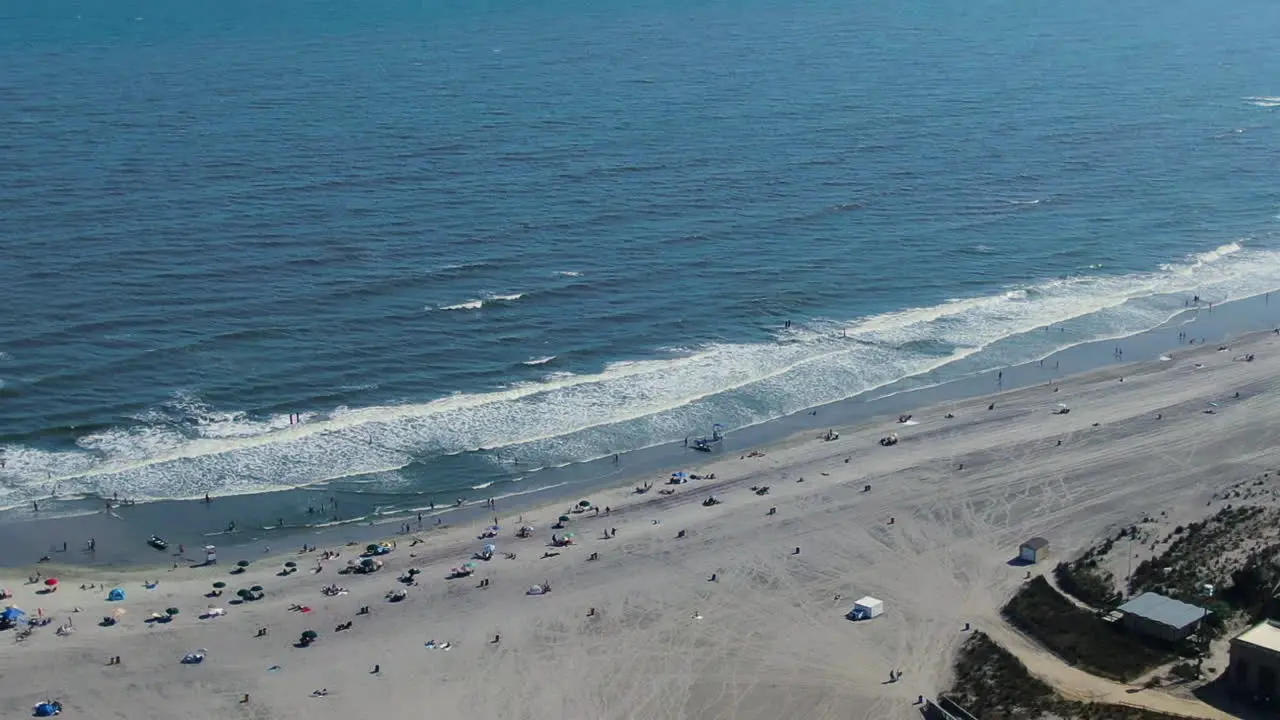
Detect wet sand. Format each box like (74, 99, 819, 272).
(3, 327, 1278, 719)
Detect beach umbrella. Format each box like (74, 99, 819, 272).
(44, 578, 58, 587)
(236, 560, 250, 568)
(284, 561, 297, 568)
(558, 515, 571, 523)
(366, 544, 379, 555)
(212, 581, 226, 589)
(250, 585, 263, 593)
(236, 589, 253, 599)
(464, 561, 477, 569)
(166, 607, 180, 616)
(301, 630, 318, 641)
(484, 544, 496, 553)
(112, 608, 126, 618)
(577, 500, 591, 507)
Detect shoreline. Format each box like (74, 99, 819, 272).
(2, 291, 1276, 571)
(4, 291, 1277, 574)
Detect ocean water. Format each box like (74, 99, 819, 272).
(2, 0, 1279, 523)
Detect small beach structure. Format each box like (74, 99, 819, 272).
(848, 596, 884, 621)
(107, 588, 126, 602)
(1228, 619, 1280, 706)
(1116, 592, 1207, 642)
(1019, 537, 1050, 564)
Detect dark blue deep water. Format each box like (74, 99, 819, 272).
(2, 0, 1279, 521)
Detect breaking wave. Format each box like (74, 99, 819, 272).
(3, 241, 1279, 510)
(436, 292, 526, 311)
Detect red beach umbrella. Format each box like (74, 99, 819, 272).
(44, 578, 58, 587)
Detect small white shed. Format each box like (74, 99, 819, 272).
(850, 596, 884, 620)
(1019, 537, 1050, 564)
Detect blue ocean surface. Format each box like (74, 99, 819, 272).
(1, 0, 1279, 520)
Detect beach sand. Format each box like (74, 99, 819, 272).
(3, 331, 1278, 719)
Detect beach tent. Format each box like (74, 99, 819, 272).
(849, 596, 884, 621)
(107, 588, 126, 601)
(1, 606, 25, 622)
(33, 701, 62, 716)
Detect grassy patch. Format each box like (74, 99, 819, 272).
(1129, 506, 1268, 600)
(1001, 577, 1171, 681)
(947, 632, 1198, 720)
(1054, 560, 1122, 609)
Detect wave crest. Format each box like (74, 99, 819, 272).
(3, 240, 1278, 509)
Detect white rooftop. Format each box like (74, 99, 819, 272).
(854, 596, 882, 606)
(1235, 620, 1280, 655)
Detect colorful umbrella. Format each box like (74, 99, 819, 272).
(44, 578, 58, 587)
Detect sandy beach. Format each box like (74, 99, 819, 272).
(4, 330, 1279, 719)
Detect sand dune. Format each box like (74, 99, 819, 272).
(3, 333, 1278, 719)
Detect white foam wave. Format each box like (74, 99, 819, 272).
(4, 240, 1280, 509)
(471, 481, 494, 490)
(1243, 96, 1280, 108)
(554, 270, 582, 277)
(522, 356, 556, 366)
(439, 299, 484, 311)
(437, 292, 524, 311)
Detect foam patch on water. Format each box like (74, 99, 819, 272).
(1243, 96, 1280, 108)
(437, 292, 526, 311)
(439, 299, 484, 311)
(3, 241, 1279, 508)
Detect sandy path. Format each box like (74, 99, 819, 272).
(2, 333, 1277, 719)
(980, 620, 1234, 719)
